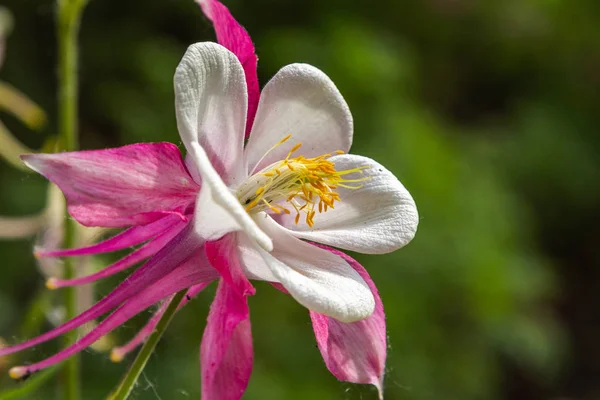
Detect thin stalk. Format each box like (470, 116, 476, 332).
(56, 0, 87, 399)
(57, 0, 85, 152)
(59, 219, 79, 400)
(107, 291, 187, 400)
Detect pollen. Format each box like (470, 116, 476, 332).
(237, 136, 369, 227)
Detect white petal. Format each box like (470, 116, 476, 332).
(174, 42, 247, 186)
(281, 154, 418, 254)
(184, 154, 202, 185)
(253, 216, 374, 323)
(191, 142, 272, 251)
(237, 228, 279, 282)
(194, 178, 241, 242)
(244, 63, 353, 174)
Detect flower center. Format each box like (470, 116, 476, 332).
(236, 135, 368, 227)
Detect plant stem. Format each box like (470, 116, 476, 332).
(108, 291, 187, 400)
(60, 220, 79, 400)
(57, 0, 85, 152)
(56, 1, 87, 399)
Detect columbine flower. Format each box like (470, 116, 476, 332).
(0, 1, 418, 399)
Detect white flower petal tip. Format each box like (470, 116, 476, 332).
(174, 42, 247, 185)
(281, 154, 419, 254)
(19, 154, 40, 172)
(191, 142, 273, 252)
(245, 63, 353, 173)
(256, 217, 375, 322)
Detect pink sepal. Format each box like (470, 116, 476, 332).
(196, 0, 259, 136)
(21, 143, 198, 228)
(205, 234, 255, 297)
(200, 279, 253, 400)
(310, 244, 386, 398)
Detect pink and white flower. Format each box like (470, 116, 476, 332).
(1, 1, 418, 398)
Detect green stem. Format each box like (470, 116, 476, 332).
(108, 291, 187, 400)
(56, 1, 87, 399)
(59, 219, 80, 400)
(57, 0, 85, 152)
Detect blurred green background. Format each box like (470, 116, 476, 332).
(1, 0, 599, 399)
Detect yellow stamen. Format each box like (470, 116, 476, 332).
(252, 134, 293, 170)
(263, 199, 281, 214)
(280, 134, 292, 144)
(289, 142, 302, 154)
(236, 136, 369, 227)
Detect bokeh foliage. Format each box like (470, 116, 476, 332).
(1, 0, 599, 399)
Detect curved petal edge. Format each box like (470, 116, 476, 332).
(310, 244, 386, 398)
